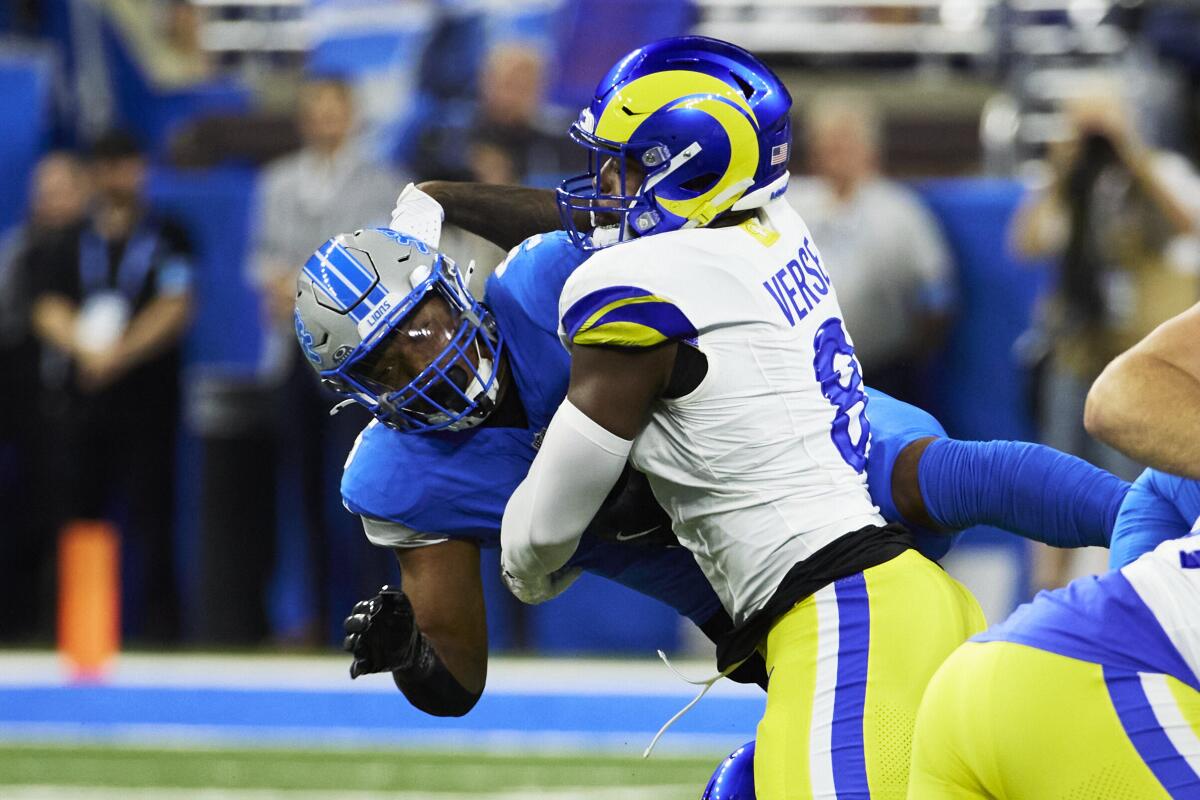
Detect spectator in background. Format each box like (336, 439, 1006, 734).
(249, 75, 400, 643)
(467, 44, 575, 187)
(0, 154, 91, 368)
(0, 152, 91, 641)
(788, 92, 956, 405)
(27, 131, 194, 642)
(105, 0, 214, 87)
(1010, 88, 1200, 588)
(408, 42, 575, 187)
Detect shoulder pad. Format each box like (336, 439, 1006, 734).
(561, 283, 698, 348)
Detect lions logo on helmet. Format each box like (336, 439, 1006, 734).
(557, 36, 792, 249)
(293, 228, 504, 433)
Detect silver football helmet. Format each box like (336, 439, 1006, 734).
(293, 227, 504, 433)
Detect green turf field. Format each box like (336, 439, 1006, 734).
(0, 743, 718, 798)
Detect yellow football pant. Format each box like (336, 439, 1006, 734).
(909, 641, 1200, 799)
(755, 549, 985, 799)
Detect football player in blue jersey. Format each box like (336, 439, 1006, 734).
(296, 219, 752, 717)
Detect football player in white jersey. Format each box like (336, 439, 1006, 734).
(499, 36, 984, 799)
(909, 529, 1200, 798)
(909, 301, 1200, 798)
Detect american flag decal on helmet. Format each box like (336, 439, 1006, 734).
(770, 143, 788, 166)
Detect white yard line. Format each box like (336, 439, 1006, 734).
(0, 651, 760, 698)
(0, 722, 743, 757)
(0, 786, 699, 800)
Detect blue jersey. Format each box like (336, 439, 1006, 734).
(342, 232, 721, 625)
(342, 232, 960, 625)
(862, 388, 957, 559)
(1111, 469, 1200, 568)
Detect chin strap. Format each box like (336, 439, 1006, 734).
(730, 172, 790, 212)
(329, 398, 358, 417)
(642, 649, 747, 759)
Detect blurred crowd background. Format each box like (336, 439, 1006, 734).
(2, 0, 1200, 655)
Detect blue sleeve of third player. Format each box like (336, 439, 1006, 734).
(918, 438, 1128, 551)
(868, 388, 1132, 559)
(1109, 469, 1194, 568)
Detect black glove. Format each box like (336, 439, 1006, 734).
(584, 466, 679, 549)
(343, 586, 421, 679)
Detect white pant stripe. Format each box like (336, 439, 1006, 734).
(1141, 673, 1200, 780)
(809, 583, 840, 798)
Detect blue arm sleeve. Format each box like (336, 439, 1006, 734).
(918, 439, 1129, 548)
(1109, 469, 1192, 568)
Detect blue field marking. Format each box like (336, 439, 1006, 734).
(0, 685, 758, 735)
(0, 653, 763, 753)
(0, 687, 761, 754)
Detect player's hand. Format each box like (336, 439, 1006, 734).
(342, 586, 420, 679)
(500, 564, 581, 605)
(389, 183, 444, 249)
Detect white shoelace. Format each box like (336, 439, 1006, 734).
(642, 650, 747, 759)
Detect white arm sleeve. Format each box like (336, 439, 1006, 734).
(500, 399, 633, 579)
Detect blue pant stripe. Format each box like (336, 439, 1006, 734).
(831, 572, 870, 797)
(1105, 666, 1200, 794)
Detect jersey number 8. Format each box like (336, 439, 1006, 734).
(813, 317, 870, 473)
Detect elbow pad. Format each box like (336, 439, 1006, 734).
(392, 634, 482, 717)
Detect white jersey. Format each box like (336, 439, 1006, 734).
(983, 531, 1200, 690)
(1121, 534, 1200, 685)
(558, 199, 884, 623)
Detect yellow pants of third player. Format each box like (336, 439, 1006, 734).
(909, 640, 1200, 799)
(754, 549, 986, 800)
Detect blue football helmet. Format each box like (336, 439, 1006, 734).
(557, 36, 792, 249)
(702, 740, 756, 799)
(293, 228, 504, 433)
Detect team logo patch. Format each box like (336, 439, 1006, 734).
(295, 310, 322, 365)
(376, 228, 431, 254)
(578, 107, 596, 134)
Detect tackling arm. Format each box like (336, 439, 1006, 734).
(344, 539, 487, 716)
(1085, 302, 1200, 479)
(417, 182, 582, 251)
(500, 344, 676, 596)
